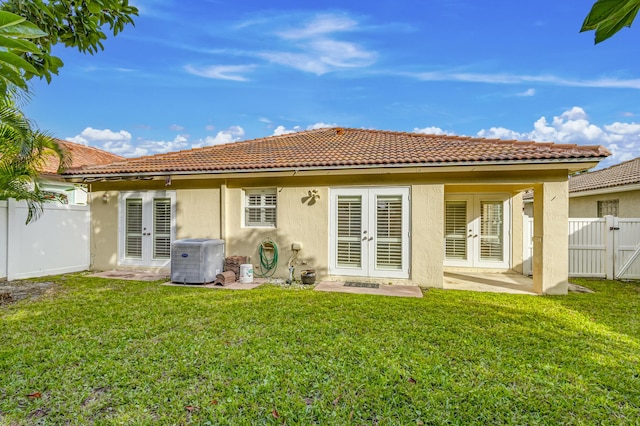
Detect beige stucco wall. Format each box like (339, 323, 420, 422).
(176, 188, 221, 239)
(88, 180, 222, 271)
(511, 192, 524, 274)
(224, 184, 330, 281)
(89, 190, 119, 270)
(84, 166, 572, 288)
(532, 180, 569, 295)
(411, 184, 445, 287)
(569, 189, 640, 218)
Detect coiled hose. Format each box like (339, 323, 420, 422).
(255, 238, 278, 277)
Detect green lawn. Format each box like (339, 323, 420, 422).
(1, 275, 639, 425)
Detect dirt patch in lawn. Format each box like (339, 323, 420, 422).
(0, 280, 58, 306)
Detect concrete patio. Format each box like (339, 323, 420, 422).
(314, 281, 424, 298)
(443, 271, 537, 295)
(90, 269, 540, 296)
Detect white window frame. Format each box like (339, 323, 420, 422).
(244, 188, 277, 228)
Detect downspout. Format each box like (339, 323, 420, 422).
(220, 180, 227, 241)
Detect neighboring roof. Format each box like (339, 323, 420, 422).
(569, 156, 640, 194)
(42, 139, 124, 175)
(63, 127, 610, 178)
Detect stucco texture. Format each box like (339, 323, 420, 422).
(569, 190, 640, 218)
(86, 167, 570, 292)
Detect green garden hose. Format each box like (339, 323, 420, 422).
(255, 238, 278, 277)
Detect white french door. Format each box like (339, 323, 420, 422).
(119, 191, 176, 267)
(444, 194, 510, 268)
(330, 187, 410, 278)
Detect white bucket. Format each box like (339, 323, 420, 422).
(239, 264, 253, 284)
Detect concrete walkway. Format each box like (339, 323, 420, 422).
(314, 281, 423, 298)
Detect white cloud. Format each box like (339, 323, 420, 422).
(273, 125, 298, 136)
(184, 64, 256, 81)
(205, 124, 216, 131)
(476, 106, 640, 167)
(277, 14, 358, 39)
(136, 135, 191, 155)
(169, 124, 185, 131)
(259, 117, 272, 124)
(475, 127, 521, 140)
(307, 122, 336, 130)
(408, 70, 640, 90)
(517, 88, 536, 97)
(311, 39, 376, 68)
(272, 122, 336, 136)
(195, 126, 245, 147)
(258, 13, 377, 75)
(67, 127, 193, 157)
(71, 127, 132, 143)
(100, 141, 148, 157)
(604, 122, 640, 135)
(413, 126, 455, 136)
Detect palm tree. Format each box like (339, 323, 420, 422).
(0, 96, 69, 223)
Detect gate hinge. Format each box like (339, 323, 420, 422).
(609, 227, 620, 231)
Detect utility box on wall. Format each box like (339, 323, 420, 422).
(171, 238, 225, 284)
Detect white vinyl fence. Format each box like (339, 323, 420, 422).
(0, 199, 90, 281)
(523, 215, 640, 279)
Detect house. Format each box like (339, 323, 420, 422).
(39, 139, 124, 204)
(523, 156, 640, 218)
(62, 128, 609, 294)
(568, 157, 640, 218)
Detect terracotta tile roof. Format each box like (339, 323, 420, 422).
(569, 156, 640, 193)
(41, 139, 124, 174)
(63, 127, 610, 177)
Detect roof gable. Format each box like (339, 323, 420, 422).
(63, 127, 610, 177)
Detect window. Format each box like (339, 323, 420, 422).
(245, 189, 277, 227)
(597, 199, 619, 217)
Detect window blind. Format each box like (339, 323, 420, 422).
(445, 200, 467, 260)
(336, 196, 362, 268)
(153, 198, 171, 259)
(125, 199, 143, 258)
(375, 195, 403, 270)
(245, 190, 277, 227)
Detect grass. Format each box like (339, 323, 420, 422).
(1, 275, 639, 425)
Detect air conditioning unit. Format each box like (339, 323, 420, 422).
(171, 239, 225, 284)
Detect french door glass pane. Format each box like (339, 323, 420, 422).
(445, 201, 467, 260)
(125, 199, 143, 258)
(376, 195, 402, 270)
(153, 198, 171, 259)
(336, 196, 362, 268)
(480, 201, 503, 261)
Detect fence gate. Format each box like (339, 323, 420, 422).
(614, 217, 640, 280)
(523, 216, 640, 279)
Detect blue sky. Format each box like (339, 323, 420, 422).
(24, 0, 640, 168)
